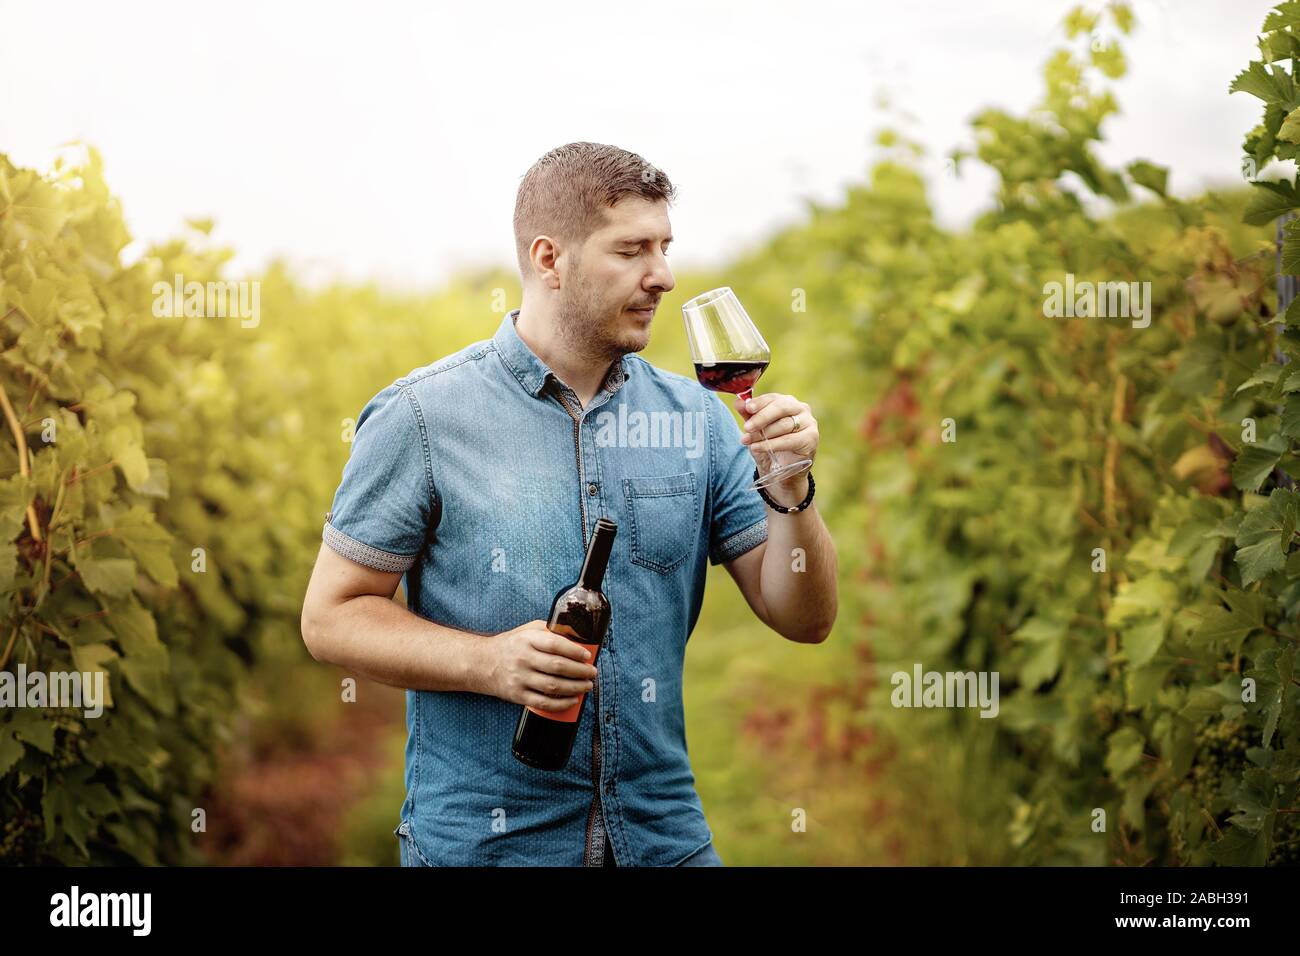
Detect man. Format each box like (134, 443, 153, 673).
(300, 142, 838, 867)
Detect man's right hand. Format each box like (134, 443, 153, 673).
(479, 620, 599, 711)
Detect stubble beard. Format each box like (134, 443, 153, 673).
(556, 259, 649, 364)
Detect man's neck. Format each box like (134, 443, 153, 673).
(515, 303, 616, 409)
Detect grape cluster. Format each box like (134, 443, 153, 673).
(1168, 719, 1252, 864)
(1270, 826, 1300, 866)
(1188, 718, 1251, 810)
(1173, 718, 1300, 866)
(0, 810, 41, 864)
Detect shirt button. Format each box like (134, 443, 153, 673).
(604, 780, 614, 793)
(587, 482, 598, 496)
(604, 712, 613, 723)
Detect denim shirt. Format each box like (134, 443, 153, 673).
(322, 310, 768, 866)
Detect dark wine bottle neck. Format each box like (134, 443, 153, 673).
(579, 524, 615, 590)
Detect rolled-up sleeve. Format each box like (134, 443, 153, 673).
(705, 390, 769, 565)
(322, 380, 436, 572)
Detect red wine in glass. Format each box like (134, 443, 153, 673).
(681, 287, 811, 489)
(693, 360, 770, 396)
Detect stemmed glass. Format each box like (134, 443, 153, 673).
(682, 286, 812, 489)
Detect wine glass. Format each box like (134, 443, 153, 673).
(682, 286, 812, 489)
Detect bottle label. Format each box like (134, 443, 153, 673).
(525, 639, 601, 723)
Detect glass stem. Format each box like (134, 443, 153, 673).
(739, 389, 781, 474)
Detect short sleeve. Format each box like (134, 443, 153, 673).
(322, 381, 436, 572)
(705, 390, 769, 565)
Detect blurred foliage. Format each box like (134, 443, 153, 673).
(723, 1, 1300, 865)
(4, 1, 1299, 866)
(0, 146, 283, 862)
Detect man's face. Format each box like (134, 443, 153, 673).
(555, 196, 675, 360)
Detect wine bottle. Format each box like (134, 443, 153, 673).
(511, 517, 617, 771)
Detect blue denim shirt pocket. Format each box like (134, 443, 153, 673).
(622, 472, 699, 573)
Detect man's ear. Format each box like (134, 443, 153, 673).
(530, 235, 562, 289)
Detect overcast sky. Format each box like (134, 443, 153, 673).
(0, 0, 1263, 290)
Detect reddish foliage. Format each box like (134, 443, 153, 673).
(859, 377, 921, 450)
(739, 705, 795, 752)
(742, 645, 884, 769)
(1203, 431, 1235, 497)
(197, 677, 404, 866)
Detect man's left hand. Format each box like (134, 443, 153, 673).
(735, 393, 820, 502)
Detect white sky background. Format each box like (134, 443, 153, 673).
(0, 0, 1266, 291)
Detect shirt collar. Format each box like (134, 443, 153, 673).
(493, 309, 632, 399)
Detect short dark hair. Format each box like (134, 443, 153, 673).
(513, 142, 677, 278)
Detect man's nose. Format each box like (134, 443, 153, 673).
(646, 254, 675, 293)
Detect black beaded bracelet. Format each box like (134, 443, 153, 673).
(754, 469, 815, 513)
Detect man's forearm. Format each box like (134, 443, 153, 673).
(303, 595, 489, 693)
(759, 475, 838, 642)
